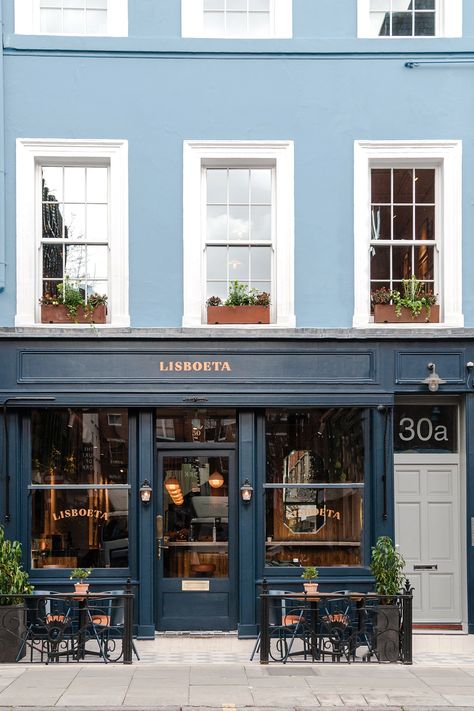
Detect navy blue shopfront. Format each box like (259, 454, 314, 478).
(2, 335, 474, 637)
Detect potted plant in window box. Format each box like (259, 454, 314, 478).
(206, 280, 270, 324)
(70, 567, 92, 596)
(0, 526, 33, 662)
(301, 566, 319, 595)
(40, 279, 107, 325)
(372, 277, 439, 324)
(370, 536, 406, 662)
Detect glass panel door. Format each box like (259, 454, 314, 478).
(156, 451, 237, 631)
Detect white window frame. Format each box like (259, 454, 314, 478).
(183, 140, 295, 328)
(181, 0, 292, 39)
(16, 139, 129, 328)
(353, 140, 462, 329)
(14, 0, 128, 36)
(357, 0, 462, 38)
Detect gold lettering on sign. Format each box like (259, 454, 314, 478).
(52, 509, 109, 522)
(159, 361, 232, 372)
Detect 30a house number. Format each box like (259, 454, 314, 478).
(398, 417, 448, 442)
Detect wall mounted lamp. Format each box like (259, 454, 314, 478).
(240, 479, 254, 502)
(422, 362, 446, 393)
(139, 480, 152, 503)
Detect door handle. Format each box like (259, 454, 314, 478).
(413, 564, 438, 571)
(156, 514, 168, 559)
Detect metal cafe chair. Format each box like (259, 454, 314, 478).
(88, 591, 140, 662)
(250, 590, 308, 662)
(16, 592, 74, 663)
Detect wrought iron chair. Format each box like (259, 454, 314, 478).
(250, 591, 309, 662)
(16, 593, 74, 663)
(87, 591, 139, 662)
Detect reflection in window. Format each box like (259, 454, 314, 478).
(156, 409, 236, 443)
(265, 409, 366, 568)
(31, 409, 129, 569)
(370, 0, 436, 37)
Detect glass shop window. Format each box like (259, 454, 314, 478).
(265, 409, 366, 568)
(156, 408, 237, 443)
(394, 404, 457, 453)
(30, 408, 129, 569)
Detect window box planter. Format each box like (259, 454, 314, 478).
(207, 305, 270, 325)
(373, 304, 439, 324)
(41, 304, 107, 325)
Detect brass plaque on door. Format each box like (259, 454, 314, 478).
(182, 580, 210, 591)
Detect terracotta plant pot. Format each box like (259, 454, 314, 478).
(41, 304, 107, 324)
(207, 305, 270, 325)
(74, 583, 90, 595)
(373, 304, 439, 324)
(303, 582, 319, 595)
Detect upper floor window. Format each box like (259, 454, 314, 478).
(357, 0, 462, 38)
(181, 0, 292, 38)
(353, 140, 462, 329)
(183, 141, 294, 328)
(14, 0, 128, 36)
(16, 139, 129, 327)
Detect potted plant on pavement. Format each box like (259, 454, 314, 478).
(206, 280, 270, 324)
(70, 568, 92, 595)
(370, 536, 406, 662)
(372, 276, 439, 324)
(301, 566, 319, 595)
(0, 526, 33, 662)
(40, 278, 107, 325)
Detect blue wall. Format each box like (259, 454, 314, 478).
(2, 0, 474, 328)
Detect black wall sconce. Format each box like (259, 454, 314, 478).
(240, 479, 254, 502)
(422, 362, 446, 393)
(139, 480, 152, 503)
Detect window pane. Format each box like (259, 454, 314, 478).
(207, 246, 227, 280)
(63, 8, 85, 33)
(393, 205, 413, 240)
(371, 12, 390, 35)
(204, 12, 226, 33)
(227, 0, 247, 9)
(64, 167, 86, 202)
(392, 245, 412, 280)
(228, 169, 249, 204)
(265, 409, 366, 484)
(228, 246, 249, 280)
(265, 488, 363, 567)
(250, 169, 271, 204)
(370, 0, 390, 9)
(87, 245, 108, 279)
(87, 167, 108, 203)
(251, 0, 270, 9)
(87, 0, 107, 8)
(415, 169, 435, 204)
(86, 204, 108, 241)
(392, 0, 412, 10)
(207, 205, 228, 241)
(392, 12, 413, 35)
(32, 409, 129, 485)
(65, 244, 86, 278)
(251, 205, 271, 240)
(64, 204, 86, 240)
(371, 169, 390, 204)
(249, 12, 270, 35)
(42, 167, 63, 202)
(204, 0, 224, 8)
(227, 12, 247, 35)
(250, 246, 271, 280)
(415, 245, 434, 281)
(394, 404, 457, 454)
(32, 489, 129, 569)
(207, 169, 227, 204)
(41, 0, 63, 7)
(43, 244, 63, 279)
(229, 205, 249, 240)
(40, 9, 62, 33)
(415, 11, 435, 35)
(156, 409, 236, 443)
(371, 206, 391, 240)
(415, 206, 435, 241)
(415, 0, 435, 8)
(207, 281, 228, 302)
(370, 246, 390, 281)
(393, 169, 413, 203)
(43, 202, 64, 239)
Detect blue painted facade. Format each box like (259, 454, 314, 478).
(1, 0, 474, 636)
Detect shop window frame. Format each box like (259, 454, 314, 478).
(357, 0, 462, 38)
(22, 408, 135, 579)
(353, 140, 463, 329)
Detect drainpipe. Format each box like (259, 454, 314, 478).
(0, 0, 6, 290)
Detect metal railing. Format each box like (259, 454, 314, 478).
(0, 580, 135, 664)
(257, 580, 413, 665)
